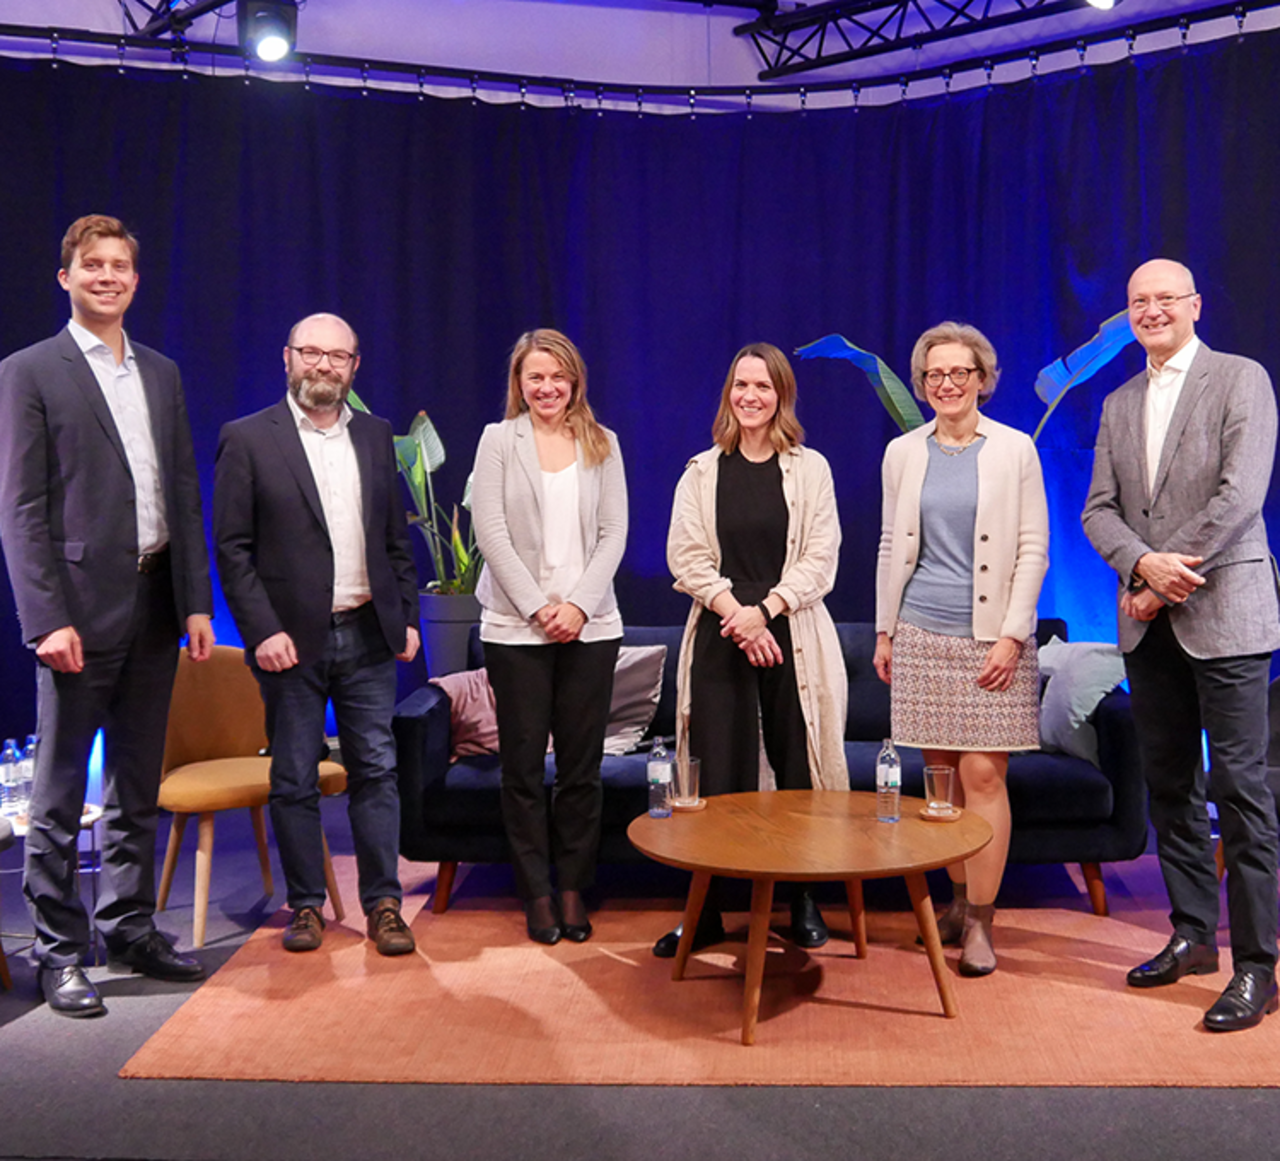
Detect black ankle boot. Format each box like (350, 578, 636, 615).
(653, 907, 725, 958)
(790, 888, 829, 949)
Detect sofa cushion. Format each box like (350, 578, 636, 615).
(839, 623, 892, 742)
(1038, 638, 1127, 766)
(603, 645, 667, 755)
(429, 668, 500, 758)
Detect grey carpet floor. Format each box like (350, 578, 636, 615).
(3, 801, 1280, 1161)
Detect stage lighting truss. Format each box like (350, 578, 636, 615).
(120, 0, 297, 61)
(736, 0, 1123, 80)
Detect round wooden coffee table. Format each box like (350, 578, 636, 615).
(628, 789, 993, 1045)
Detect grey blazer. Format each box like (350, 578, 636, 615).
(1082, 342, 1280, 658)
(471, 412, 628, 623)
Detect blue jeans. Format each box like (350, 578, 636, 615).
(253, 605, 402, 914)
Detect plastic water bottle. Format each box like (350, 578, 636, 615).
(0, 739, 18, 818)
(16, 735, 37, 817)
(647, 740, 673, 819)
(876, 738, 901, 823)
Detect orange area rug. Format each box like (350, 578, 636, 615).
(121, 858, 1280, 1086)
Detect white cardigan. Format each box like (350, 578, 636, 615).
(667, 445, 849, 792)
(876, 415, 1049, 643)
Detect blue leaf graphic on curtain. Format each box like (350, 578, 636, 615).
(1032, 311, 1136, 442)
(795, 334, 926, 433)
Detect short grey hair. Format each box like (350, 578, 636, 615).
(909, 321, 1001, 405)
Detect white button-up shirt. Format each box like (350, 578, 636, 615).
(286, 393, 371, 613)
(68, 319, 168, 555)
(1144, 334, 1201, 496)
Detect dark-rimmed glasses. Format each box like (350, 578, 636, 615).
(924, 367, 979, 388)
(289, 345, 356, 369)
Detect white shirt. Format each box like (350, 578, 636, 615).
(1145, 334, 1201, 495)
(285, 393, 371, 613)
(68, 319, 168, 554)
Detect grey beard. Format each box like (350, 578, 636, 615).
(289, 370, 348, 412)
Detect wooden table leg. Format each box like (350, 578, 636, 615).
(672, 871, 712, 982)
(906, 872, 957, 1018)
(845, 878, 867, 958)
(742, 877, 775, 1046)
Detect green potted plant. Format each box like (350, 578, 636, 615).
(349, 392, 482, 676)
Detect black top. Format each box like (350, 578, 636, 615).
(715, 449, 788, 606)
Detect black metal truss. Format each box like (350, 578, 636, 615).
(118, 0, 234, 39)
(736, 0, 1117, 80)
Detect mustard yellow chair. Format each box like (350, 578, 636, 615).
(157, 646, 346, 948)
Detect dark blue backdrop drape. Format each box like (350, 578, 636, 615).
(2, 30, 1279, 738)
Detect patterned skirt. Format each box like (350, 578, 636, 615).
(890, 620, 1040, 753)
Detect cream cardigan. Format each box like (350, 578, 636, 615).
(876, 415, 1049, 643)
(667, 445, 849, 792)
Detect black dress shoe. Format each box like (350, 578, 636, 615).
(653, 910, 725, 959)
(558, 891, 592, 942)
(1126, 935, 1218, 988)
(562, 920, 593, 943)
(39, 965, 106, 1018)
(1204, 968, 1279, 1032)
(525, 897, 562, 946)
(109, 930, 206, 982)
(790, 889, 830, 950)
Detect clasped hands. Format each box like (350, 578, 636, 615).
(535, 602, 587, 643)
(720, 602, 783, 668)
(1121, 551, 1205, 622)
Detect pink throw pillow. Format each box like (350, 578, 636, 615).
(428, 668, 500, 759)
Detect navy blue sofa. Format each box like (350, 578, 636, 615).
(393, 619, 1147, 914)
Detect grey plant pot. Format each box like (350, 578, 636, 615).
(418, 591, 481, 678)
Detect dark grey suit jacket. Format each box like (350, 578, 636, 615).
(213, 398, 419, 668)
(1082, 342, 1280, 659)
(0, 328, 212, 649)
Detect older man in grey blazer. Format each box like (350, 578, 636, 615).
(1083, 258, 1280, 1032)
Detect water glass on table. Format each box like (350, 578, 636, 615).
(673, 755, 702, 810)
(923, 764, 958, 820)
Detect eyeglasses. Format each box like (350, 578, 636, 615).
(289, 345, 356, 369)
(1128, 293, 1197, 313)
(923, 367, 979, 388)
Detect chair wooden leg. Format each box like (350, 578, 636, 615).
(321, 831, 346, 922)
(249, 805, 274, 897)
(432, 861, 459, 914)
(193, 812, 215, 949)
(1081, 862, 1108, 917)
(0, 942, 11, 991)
(1214, 838, 1226, 882)
(157, 812, 189, 912)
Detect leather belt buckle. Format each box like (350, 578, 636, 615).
(138, 547, 170, 575)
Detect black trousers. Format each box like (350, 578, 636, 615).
(24, 566, 180, 966)
(688, 608, 810, 796)
(1124, 610, 1278, 972)
(485, 638, 619, 900)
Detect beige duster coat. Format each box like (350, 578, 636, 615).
(667, 445, 849, 792)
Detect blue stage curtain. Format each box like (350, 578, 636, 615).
(1, 30, 1279, 731)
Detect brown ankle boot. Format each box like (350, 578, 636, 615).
(959, 903, 997, 977)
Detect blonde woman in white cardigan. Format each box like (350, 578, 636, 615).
(874, 321, 1048, 976)
(656, 342, 849, 959)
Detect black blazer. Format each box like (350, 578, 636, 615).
(0, 328, 211, 649)
(213, 398, 419, 667)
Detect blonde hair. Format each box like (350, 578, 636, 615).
(909, 321, 1001, 405)
(712, 342, 805, 454)
(505, 329, 611, 468)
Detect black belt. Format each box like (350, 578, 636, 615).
(138, 547, 170, 574)
(331, 602, 373, 627)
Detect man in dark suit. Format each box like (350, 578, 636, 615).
(1083, 258, 1280, 1032)
(214, 312, 420, 956)
(0, 214, 214, 1017)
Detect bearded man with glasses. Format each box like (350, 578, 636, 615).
(1084, 258, 1280, 1032)
(214, 313, 421, 958)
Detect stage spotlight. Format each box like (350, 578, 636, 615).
(238, 0, 298, 63)
(1085, 0, 1117, 9)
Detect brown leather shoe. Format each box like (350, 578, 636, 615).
(367, 898, 415, 956)
(283, 906, 325, 952)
